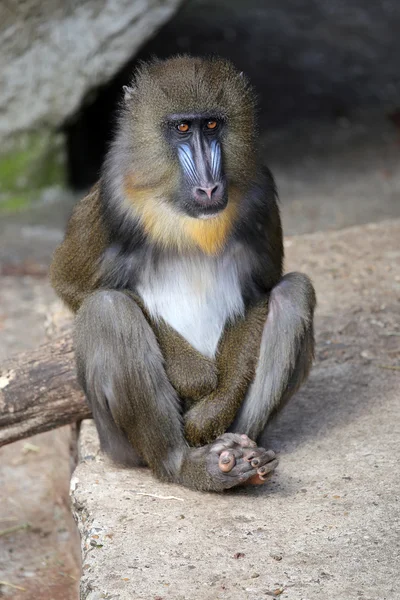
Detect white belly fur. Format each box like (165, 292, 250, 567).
(137, 254, 245, 358)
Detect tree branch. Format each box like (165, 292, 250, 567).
(0, 335, 91, 447)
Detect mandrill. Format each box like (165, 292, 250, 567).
(50, 55, 316, 491)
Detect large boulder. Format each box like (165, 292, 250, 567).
(0, 0, 182, 208)
(0, 0, 182, 142)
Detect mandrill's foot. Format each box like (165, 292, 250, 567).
(207, 433, 278, 490)
(179, 433, 278, 491)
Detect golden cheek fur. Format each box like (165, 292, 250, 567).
(124, 176, 240, 255)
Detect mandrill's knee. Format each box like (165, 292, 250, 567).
(74, 290, 135, 366)
(77, 289, 134, 321)
(75, 289, 147, 341)
(270, 272, 316, 321)
(74, 288, 162, 373)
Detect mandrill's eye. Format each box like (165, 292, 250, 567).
(177, 122, 190, 133)
(206, 120, 218, 130)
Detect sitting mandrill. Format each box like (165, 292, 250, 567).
(50, 55, 316, 492)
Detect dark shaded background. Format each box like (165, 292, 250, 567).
(65, 0, 400, 189)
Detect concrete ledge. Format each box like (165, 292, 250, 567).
(71, 220, 400, 600)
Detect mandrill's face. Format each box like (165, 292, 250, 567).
(163, 111, 227, 219)
(122, 56, 257, 232)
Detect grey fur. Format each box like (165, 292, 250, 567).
(75, 290, 186, 479)
(230, 272, 316, 439)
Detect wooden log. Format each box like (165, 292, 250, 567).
(0, 335, 91, 447)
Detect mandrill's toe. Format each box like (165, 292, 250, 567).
(218, 450, 236, 472)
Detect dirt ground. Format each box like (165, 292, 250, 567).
(0, 112, 399, 599)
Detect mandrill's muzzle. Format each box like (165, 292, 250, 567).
(178, 138, 227, 215)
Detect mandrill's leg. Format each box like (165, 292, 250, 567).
(74, 290, 276, 491)
(230, 272, 316, 442)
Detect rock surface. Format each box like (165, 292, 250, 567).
(0, 0, 182, 144)
(267, 114, 400, 235)
(71, 219, 400, 600)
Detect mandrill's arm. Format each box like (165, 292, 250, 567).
(183, 300, 269, 446)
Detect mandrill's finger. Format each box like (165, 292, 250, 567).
(251, 449, 277, 468)
(219, 451, 236, 472)
(257, 458, 279, 479)
(243, 450, 258, 462)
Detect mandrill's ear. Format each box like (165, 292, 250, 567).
(122, 85, 136, 102)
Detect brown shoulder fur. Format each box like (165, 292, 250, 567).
(50, 184, 108, 312)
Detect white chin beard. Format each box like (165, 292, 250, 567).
(198, 211, 220, 220)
